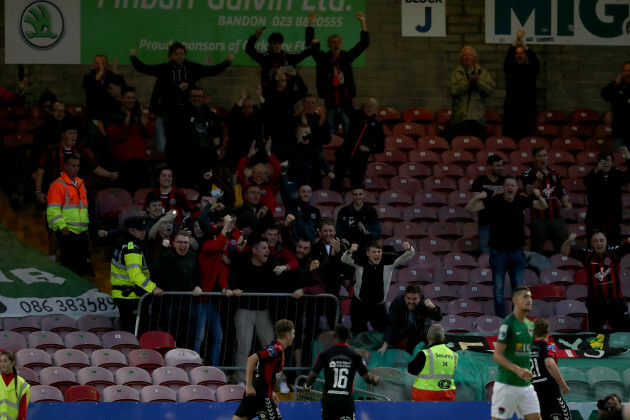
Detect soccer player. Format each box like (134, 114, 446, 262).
(491, 285, 542, 420)
(232, 319, 295, 420)
(304, 324, 379, 420)
(530, 318, 572, 420)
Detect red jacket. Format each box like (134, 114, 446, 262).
(236, 154, 282, 210)
(107, 117, 154, 161)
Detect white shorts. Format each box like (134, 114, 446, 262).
(491, 382, 540, 419)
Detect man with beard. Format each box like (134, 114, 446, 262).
(471, 155, 505, 254)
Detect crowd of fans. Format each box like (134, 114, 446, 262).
(2, 18, 630, 399)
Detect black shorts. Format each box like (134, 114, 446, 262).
(538, 392, 571, 420)
(321, 399, 355, 420)
(234, 396, 281, 420)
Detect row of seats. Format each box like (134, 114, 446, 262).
(0, 314, 114, 339)
(29, 383, 243, 403)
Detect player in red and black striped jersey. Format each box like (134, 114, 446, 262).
(530, 319, 571, 420)
(562, 230, 630, 332)
(233, 319, 294, 420)
(522, 146, 571, 254)
(304, 324, 379, 420)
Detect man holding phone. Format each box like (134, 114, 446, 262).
(583, 147, 630, 245)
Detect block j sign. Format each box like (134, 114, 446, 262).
(402, 0, 446, 37)
(486, 0, 630, 45)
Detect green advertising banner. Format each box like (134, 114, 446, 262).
(0, 224, 118, 318)
(6, 0, 367, 65)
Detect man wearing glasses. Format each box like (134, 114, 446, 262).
(152, 230, 202, 348)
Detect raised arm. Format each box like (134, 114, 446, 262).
(560, 233, 576, 256)
(465, 191, 487, 213)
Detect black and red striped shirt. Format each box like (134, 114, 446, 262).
(38, 143, 97, 193)
(569, 244, 630, 299)
(254, 340, 285, 398)
(522, 166, 565, 219)
(144, 188, 193, 225)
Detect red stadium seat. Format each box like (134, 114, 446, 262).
(438, 207, 474, 223)
(509, 150, 535, 166)
(452, 135, 484, 152)
(439, 315, 473, 332)
(128, 349, 164, 374)
(366, 162, 398, 179)
(403, 107, 435, 123)
(139, 331, 176, 357)
(434, 268, 469, 286)
(427, 222, 461, 240)
(16, 367, 39, 386)
(29, 385, 64, 403)
(115, 367, 152, 392)
(476, 150, 508, 165)
(550, 254, 583, 271)
(536, 109, 567, 125)
(90, 349, 127, 375)
(453, 237, 480, 255)
(518, 137, 549, 153)
(52, 349, 90, 375)
(448, 191, 472, 209)
(424, 284, 459, 302)
(402, 205, 438, 222)
(41, 314, 78, 339)
(485, 136, 517, 153)
(469, 268, 492, 285)
(398, 163, 431, 179)
(441, 150, 475, 168)
(414, 190, 448, 207)
(466, 164, 486, 180)
(39, 366, 78, 394)
(555, 300, 588, 317)
(28, 331, 64, 356)
(96, 188, 133, 219)
(443, 252, 478, 269)
(418, 237, 451, 255)
(552, 137, 585, 152)
(417, 135, 449, 152)
(164, 349, 203, 375)
(3, 316, 41, 339)
(408, 252, 442, 274)
(474, 315, 503, 333)
(397, 267, 432, 285)
(548, 315, 582, 333)
(393, 222, 427, 239)
(539, 269, 574, 286)
(393, 122, 426, 139)
(585, 137, 613, 152)
(530, 284, 564, 301)
(389, 176, 422, 195)
(385, 134, 417, 151)
(448, 299, 484, 317)
(568, 109, 601, 125)
(312, 189, 344, 206)
(64, 331, 102, 357)
(375, 148, 408, 165)
(363, 176, 389, 192)
(458, 284, 493, 301)
(383, 236, 414, 253)
(567, 165, 590, 179)
(377, 107, 403, 128)
(432, 163, 465, 179)
(565, 284, 588, 301)
(65, 385, 101, 402)
(373, 204, 403, 222)
(575, 151, 598, 166)
(547, 149, 576, 166)
(535, 124, 561, 140)
(423, 177, 457, 193)
(152, 366, 190, 392)
(408, 149, 441, 165)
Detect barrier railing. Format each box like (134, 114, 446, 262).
(135, 292, 340, 376)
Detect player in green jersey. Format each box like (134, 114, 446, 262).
(491, 285, 541, 420)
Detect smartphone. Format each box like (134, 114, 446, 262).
(211, 189, 222, 197)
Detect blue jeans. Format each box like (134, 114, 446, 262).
(489, 249, 526, 318)
(326, 106, 351, 135)
(195, 301, 223, 366)
(478, 225, 490, 255)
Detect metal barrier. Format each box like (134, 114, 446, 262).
(135, 292, 340, 375)
(292, 375, 390, 401)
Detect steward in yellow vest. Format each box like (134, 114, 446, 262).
(408, 324, 458, 401)
(110, 216, 163, 334)
(0, 351, 30, 420)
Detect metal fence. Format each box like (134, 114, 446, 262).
(136, 292, 340, 377)
(292, 375, 390, 401)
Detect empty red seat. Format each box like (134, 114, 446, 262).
(389, 176, 422, 195)
(393, 222, 427, 239)
(423, 284, 459, 302)
(216, 384, 246, 402)
(102, 331, 141, 357)
(366, 162, 397, 179)
(402, 205, 438, 222)
(63, 331, 102, 357)
(90, 349, 127, 375)
(65, 385, 101, 402)
(189, 366, 227, 392)
(29, 385, 64, 403)
(16, 348, 52, 374)
(441, 150, 475, 167)
(528, 300, 555, 319)
(392, 122, 426, 139)
(438, 207, 474, 223)
(434, 268, 469, 286)
(363, 176, 389, 192)
(312, 189, 343, 206)
(403, 107, 435, 123)
(555, 299, 588, 317)
(547, 149, 576, 166)
(473, 315, 503, 333)
(96, 188, 133, 219)
(139, 331, 176, 357)
(448, 299, 484, 317)
(586, 137, 613, 152)
(16, 367, 39, 386)
(379, 190, 413, 207)
(536, 109, 567, 125)
(3, 316, 41, 339)
(552, 136, 585, 152)
(41, 314, 78, 339)
(418, 237, 451, 255)
(548, 315, 582, 333)
(52, 349, 90, 374)
(423, 177, 457, 193)
(152, 366, 190, 392)
(443, 252, 477, 269)
(448, 191, 472, 208)
(417, 135, 449, 152)
(408, 149, 441, 165)
(164, 349, 203, 375)
(373, 204, 403, 222)
(453, 237, 480, 255)
(414, 190, 448, 207)
(397, 267, 432, 285)
(509, 150, 535, 166)
(39, 366, 78, 394)
(375, 148, 408, 165)
(385, 134, 417, 151)
(398, 163, 431, 179)
(27, 331, 64, 356)
(452, 135, 484, 152)
(485, 136, 516, 153)
(383, 236, 414, 253)
(439, 315, 473, 332)
(468, 267, 492, 284)
(535, 124, 561, 139)
(531, 284, 564, 301)
(458, 284, 493, 301)
(432, 163, 465, 179)
(427, 222, 461, 240)
(568, 109, 601, 125)
(518, 137, 549, 153)
(408, 252, 442, 274)
(565, 284, 588, 301)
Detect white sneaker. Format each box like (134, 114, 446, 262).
(279, 382, 290, 394)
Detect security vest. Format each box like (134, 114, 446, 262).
(412, 343, 458, 401)
(110, 239, 156, 300)
(46, 172, 89, 234)
(0, 373, 29, 420)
